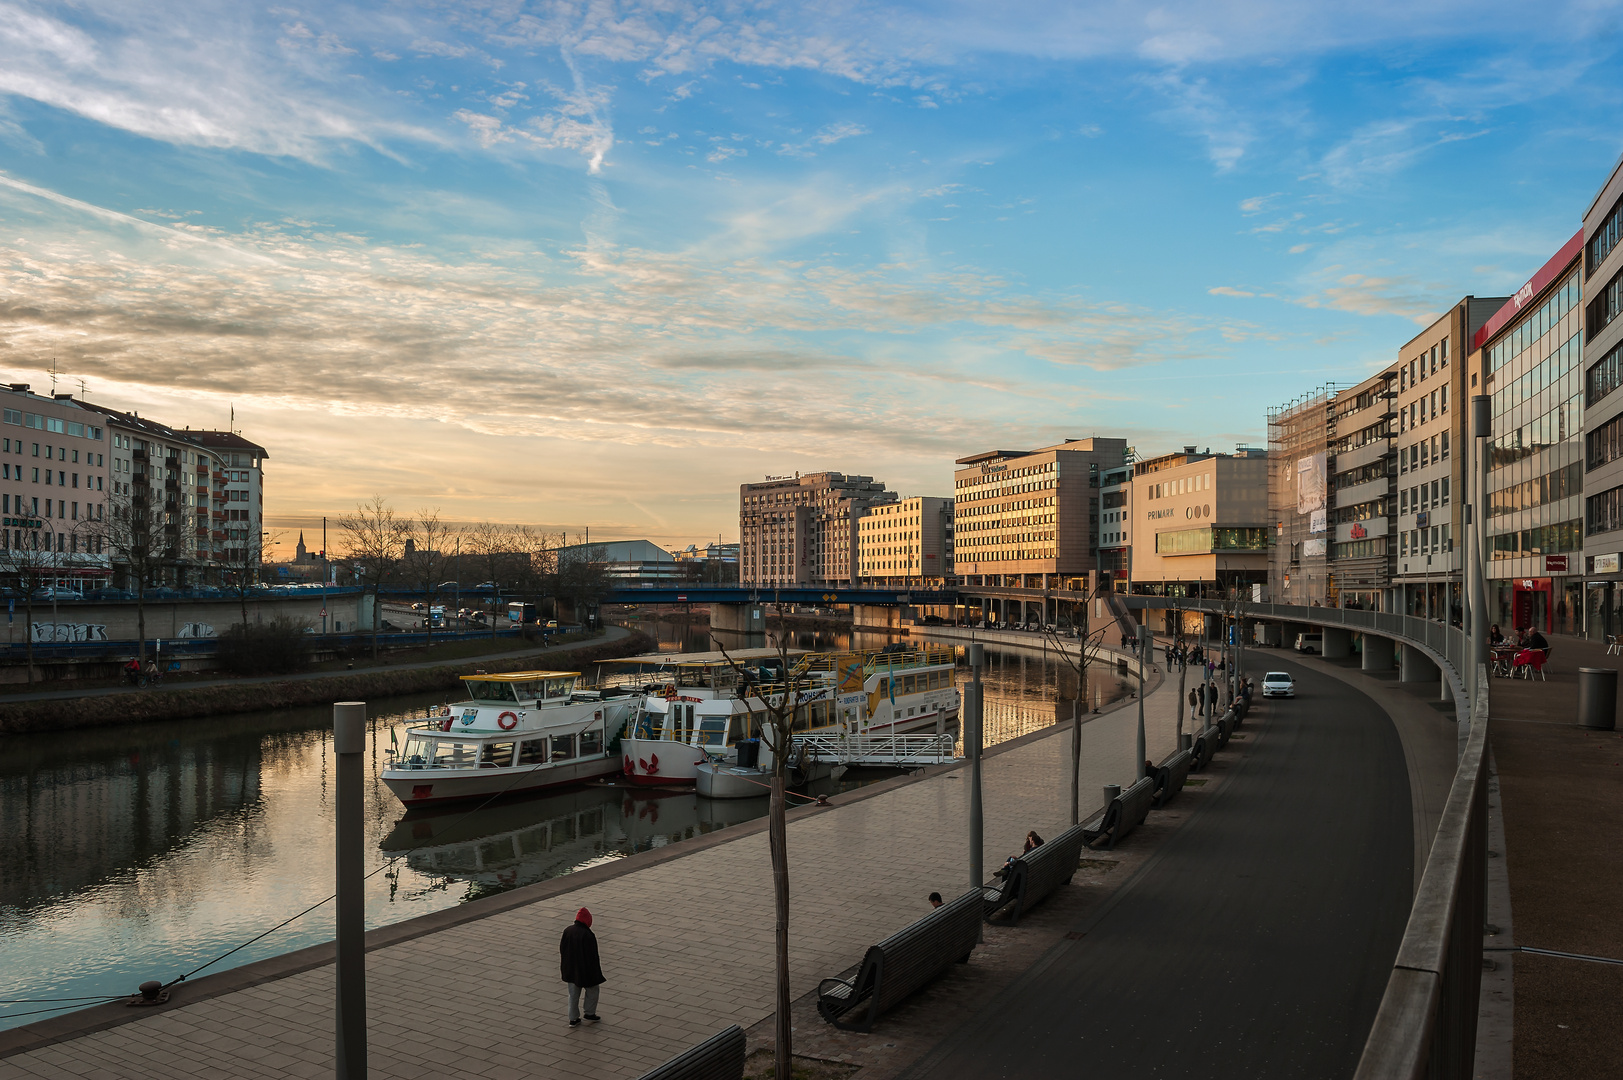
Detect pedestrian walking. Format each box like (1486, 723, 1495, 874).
(1188, 686, 1199, 723)
(560, 907, 604, 1026)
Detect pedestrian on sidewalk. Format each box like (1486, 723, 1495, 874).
(560, 907, 604, 1026)
(1188, 686, 1199, 722)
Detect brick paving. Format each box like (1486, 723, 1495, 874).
(0, 660, 1199, 1080)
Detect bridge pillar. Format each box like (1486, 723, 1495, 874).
(711, 603, 765, 635)
(853, 605, 901, 631)
(1399, 643, 1437, 684)
(1321, 626, 1353, 659)
(1362, 635, 1395, 673)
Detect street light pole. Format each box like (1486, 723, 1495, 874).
(1470, 395, 1492, 706)
(1136, 623, 1149, 780)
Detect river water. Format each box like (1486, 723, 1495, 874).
(0, 622, 1129, 1030)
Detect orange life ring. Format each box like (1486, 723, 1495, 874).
(497, 711, 519, 731)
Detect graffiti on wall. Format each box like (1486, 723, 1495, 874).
(30, 623, 110, 643)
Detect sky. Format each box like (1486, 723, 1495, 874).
(2, 1, 1622, 550)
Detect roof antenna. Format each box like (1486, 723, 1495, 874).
(48, 358, 58, 396)
(77, 378, 89, 400)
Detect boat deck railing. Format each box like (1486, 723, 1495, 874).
(798, 645, 956, 677)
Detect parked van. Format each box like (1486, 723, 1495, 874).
(1294, 633, 1323, 654)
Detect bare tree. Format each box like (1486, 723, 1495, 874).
(338, 496, 407, 660)
(402, 510, 457, 643)
(711, 604, 806, 1080)
(465, 520, 527, 639)
(1039, 587, 1108, 824)
(221, 525, 277, 628)
(556, 534, 610, 628)
(87, 491, 181, 667)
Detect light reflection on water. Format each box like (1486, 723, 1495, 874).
(0, 623, 1129, 1030)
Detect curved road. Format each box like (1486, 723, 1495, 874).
(903, 655, 1414, 1080)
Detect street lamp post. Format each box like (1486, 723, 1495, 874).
(1469, 395, 1492, 706)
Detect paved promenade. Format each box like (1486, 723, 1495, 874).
(0, 658, 1191, 1079)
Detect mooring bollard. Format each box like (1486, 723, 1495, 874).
(334, 702, 367, 1080)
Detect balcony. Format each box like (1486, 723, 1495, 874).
(133, 448, 148, 462)
(212, 530, 227, 541)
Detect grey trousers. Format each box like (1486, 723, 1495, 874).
(568, 982, 600, 1022)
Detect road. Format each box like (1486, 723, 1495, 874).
(902, 654, 1414, 1080)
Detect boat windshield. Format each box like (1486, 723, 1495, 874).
(697, 719, 727, 746)
(466, 681, 520, 703)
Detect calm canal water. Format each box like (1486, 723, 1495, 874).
(0, 623, 1128, 1030)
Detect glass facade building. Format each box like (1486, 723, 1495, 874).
(1479, 233, 1585, 635)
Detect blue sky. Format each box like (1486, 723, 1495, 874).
(2, 0, 1621, 546)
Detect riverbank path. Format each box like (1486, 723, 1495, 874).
(0, 626, 631, 705)
(0, 649, 1418, 1079)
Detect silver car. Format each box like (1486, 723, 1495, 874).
(1262, 672, 1295, 698)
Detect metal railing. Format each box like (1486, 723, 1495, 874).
(796, 731, 957, 766)
(1124, 596, 1487, 1078)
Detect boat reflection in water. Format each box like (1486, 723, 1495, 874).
(378, 782, 769, 897)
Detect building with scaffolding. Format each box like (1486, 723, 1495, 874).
(1268, 385, 1342, 606)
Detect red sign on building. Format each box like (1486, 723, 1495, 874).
(1544, 555, 1568, 573)
(1349, 523, 1367, 540)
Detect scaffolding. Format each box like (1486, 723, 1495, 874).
(1267, 384, 1343, 605)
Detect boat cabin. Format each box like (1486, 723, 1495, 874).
(460, 671, 580, 704)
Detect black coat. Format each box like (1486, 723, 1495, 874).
(560, 921, 605, 987)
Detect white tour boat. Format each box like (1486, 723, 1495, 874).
(607, 645, 960, 788)
(381, 670, 637, 806)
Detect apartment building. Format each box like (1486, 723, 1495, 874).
(1392, 298, 1508, 621)
(1128, 447, 1269, 597)
(186, 431, 269, 568)
(1330, 367, 1399, 611)
(1581, 156, 1623, 638)
(1471, 233, 1585, 635)
(0, 385, 113, 587)
(739, 472, 896, 587)
(952, 438, 1126, 587)
(857, 496, 954, 586)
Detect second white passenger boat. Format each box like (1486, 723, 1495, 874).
(606, 645, 960, 787)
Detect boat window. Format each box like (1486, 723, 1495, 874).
(551, 733, 575, 760)
(482, 742, 515, 768)
(791, 707, 811, 732)
(727, 713, 748, 745)
(467, 681, 518, 703)
(633, 709, 663, 739)
(511, 680, 541, 701)
(579, 728, 603, 755)
(402, 737, 431, 764)
(903, 675, 917, 694)
(518, 739, 547, 765)
(543, 678, 573, 699)
(697, 719, 727, 746)
(432, 742, 479, 767)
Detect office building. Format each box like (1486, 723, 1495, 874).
(952, 438, 1126, 587)
(857, 496, 954, 586)
(1129, 447, 1269, 597)
(1325, 368, 1399, 610)
(1268, 388, 1338, 605)
(1098, 460, 1133, 586)
(1581, 156, 1623, 638)
(739, 472, 896, 587)
(1473, 232, 1585, 635)
(1392, 297, 1507, 620)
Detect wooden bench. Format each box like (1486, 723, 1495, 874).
(816, 888, 981, 1033)
(633, 1024, 745, 1080)
(983, 824, 1087, 925)
(1082, 775, 1155, 850)
(1152, 748, 1194, 808)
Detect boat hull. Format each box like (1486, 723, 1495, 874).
(621, 737, 712, 786)
(382, 754, 621, 805)
(695, 762, 772, 799)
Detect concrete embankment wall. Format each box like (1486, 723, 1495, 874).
(4, 593, 369, 647)
(0, 630, 656, 736)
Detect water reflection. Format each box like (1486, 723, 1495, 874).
(0, 622, 1131, 1030)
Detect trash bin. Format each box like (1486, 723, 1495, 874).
(1102, 783, 1122, 806)
(736, 738, 761, 768)
(1577, 668, 1617, 731)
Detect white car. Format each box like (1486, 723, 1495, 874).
(1262, 672, 1295, 698)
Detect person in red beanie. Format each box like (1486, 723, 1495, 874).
(560, 907, 604, 1025)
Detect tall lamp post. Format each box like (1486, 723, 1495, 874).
(1469, 395, 1492, 707)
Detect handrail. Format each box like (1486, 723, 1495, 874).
(1122, 595, 1487, 1077)
(1353, 664, 1488, 1080)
